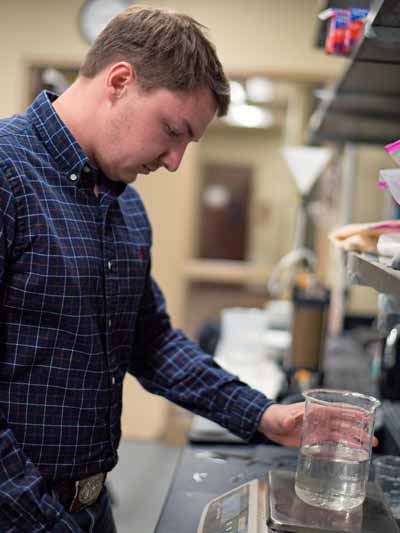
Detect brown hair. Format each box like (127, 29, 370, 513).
(79, 5, 230, 116)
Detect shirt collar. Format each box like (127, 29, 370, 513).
(27, 90, 126, 197)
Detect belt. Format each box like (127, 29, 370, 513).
(47, 472, 107, 513)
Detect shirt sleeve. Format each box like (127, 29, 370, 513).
(130, 261, 274, 443)
(0, 169, 82, 532)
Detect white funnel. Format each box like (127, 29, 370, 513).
(282, 146, 332, 196)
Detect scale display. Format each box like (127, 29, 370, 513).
(201, 484, 250, 532)
(197, 478, 265, 533)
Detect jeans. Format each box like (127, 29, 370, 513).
(68, 488, 117, 533)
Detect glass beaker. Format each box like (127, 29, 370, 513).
(295, 389, 380, 511)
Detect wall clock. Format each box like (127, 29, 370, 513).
(79, 0, 131, 44)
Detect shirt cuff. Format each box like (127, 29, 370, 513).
(213, 380, 276, 442)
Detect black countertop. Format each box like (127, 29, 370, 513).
(155, 443, 298, 533)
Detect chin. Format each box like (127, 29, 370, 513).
(120, 174, 138, 184)
(108, 171, 137, 184)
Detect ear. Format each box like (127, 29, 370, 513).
(105, 62, 138, 102)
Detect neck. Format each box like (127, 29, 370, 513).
(52, 78, 96, 163)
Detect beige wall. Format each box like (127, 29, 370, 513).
(1, 0, 87, 116)
(1, 0, 344, 117)
(141, 0, 346, 76)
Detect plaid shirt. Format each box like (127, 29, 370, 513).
(0, 91, 272, 531)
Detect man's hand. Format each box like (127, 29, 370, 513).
(258, 401, 379, 448)
(258, 402, 305, 447)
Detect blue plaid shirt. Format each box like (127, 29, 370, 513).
(0, 91, 272, 531)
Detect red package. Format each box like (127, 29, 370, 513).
(344, 8, 369, 54)
(319, 9, 350, 56)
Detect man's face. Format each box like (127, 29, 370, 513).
(94, 82, 217, 184)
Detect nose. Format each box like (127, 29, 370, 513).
(161, 145, 187, 172)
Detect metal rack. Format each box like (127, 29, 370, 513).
(310, 0, 400, 145)
(307, 0, 400, 331)
(311, 0, 400, 279)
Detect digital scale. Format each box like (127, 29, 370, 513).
(197, 469, 399, 533)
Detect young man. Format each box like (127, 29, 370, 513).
(0, 6, 304, 531)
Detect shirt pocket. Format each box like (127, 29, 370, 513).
(110, 243, 150, 315)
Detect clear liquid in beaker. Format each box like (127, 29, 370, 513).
(295, 443, 369, 511)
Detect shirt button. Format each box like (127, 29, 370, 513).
(108, 319, 112, 328)
(111, 376, 116, 386)
(107, 260, 112, 271)
(83, 165, 91, 173)
(69, 173, 78, 182)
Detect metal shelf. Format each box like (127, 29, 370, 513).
(310, 107, 400, 145)
(373, 0, 400, 27)
(310, 0, 400, 145)
(359, 26, 400, 63)
(347, 252, 400, 297)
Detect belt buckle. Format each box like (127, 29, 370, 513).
(69, 473, 105, 513)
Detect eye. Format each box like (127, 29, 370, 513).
(165, 124, 181, 139)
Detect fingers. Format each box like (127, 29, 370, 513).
(282, 411, 303, 431)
